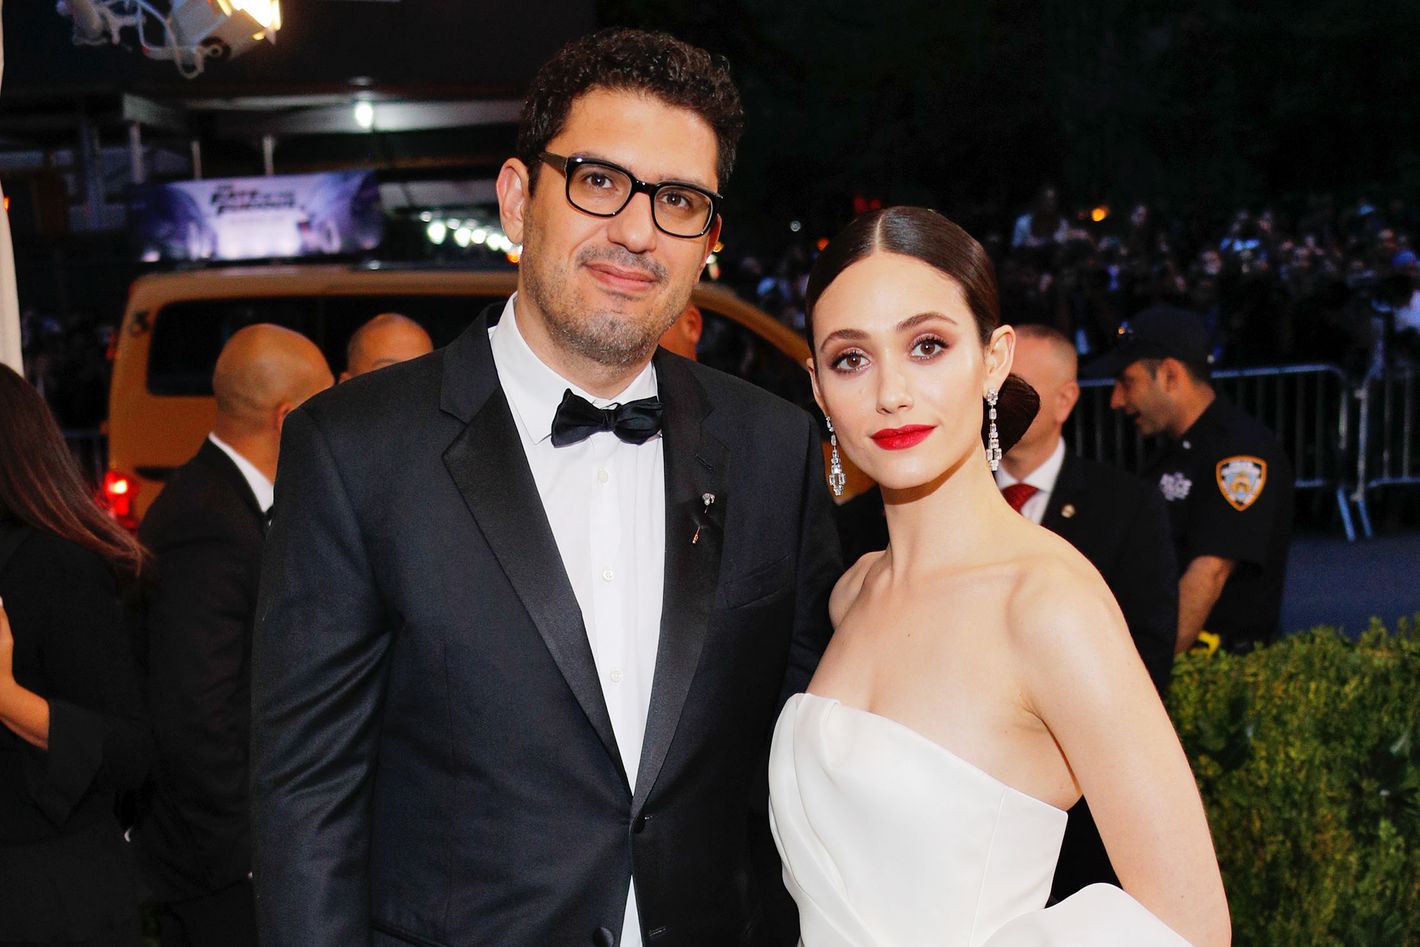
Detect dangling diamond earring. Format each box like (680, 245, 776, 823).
(826, 416, 846, 497)
(986, 388, 1002, 472)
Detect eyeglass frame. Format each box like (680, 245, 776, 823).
(538, 151, 723, 238)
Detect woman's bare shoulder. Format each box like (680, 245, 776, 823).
(1002, 530, 1129, 655)
(829, 550, 884, 627)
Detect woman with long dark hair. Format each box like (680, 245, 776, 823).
(0, 364, 152, 946)
(768, 208, 1230, 946)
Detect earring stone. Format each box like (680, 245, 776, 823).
(986, 388, 1002, 472)
(826, 416, 846, 497)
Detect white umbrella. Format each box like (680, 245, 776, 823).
(0, 1, 22, 375)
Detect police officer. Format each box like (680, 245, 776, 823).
(1092, 305, 1293, 654)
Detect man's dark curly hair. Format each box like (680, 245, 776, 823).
(516, 28, 744, 192)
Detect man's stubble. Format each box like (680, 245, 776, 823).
(520, 212, 689, 371)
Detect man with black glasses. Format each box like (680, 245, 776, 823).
(252, 29, 840, 947)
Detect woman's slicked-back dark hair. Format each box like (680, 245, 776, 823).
(517, 28, 745, 191)
(0, 364, 148, 577)
(803, 206, 1040, 452)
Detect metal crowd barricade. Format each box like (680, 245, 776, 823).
(1070, 364, 1357, 541)
(1354, 364, 1420, 539)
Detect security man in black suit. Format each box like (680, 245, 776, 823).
(135, 324, 331, 947)
(1093, 306, 1293, 656)
(997, 323, 1178, 900)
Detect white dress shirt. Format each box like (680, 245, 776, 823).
(207, 432, 274, 514)
(489, 296, 664, 947)
(994, 436, 1067, 525)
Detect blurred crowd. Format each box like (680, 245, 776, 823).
(19, 309, 112, 430)
(733, 191, 1420, 379)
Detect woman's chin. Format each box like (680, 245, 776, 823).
(867, 467, 944, 495)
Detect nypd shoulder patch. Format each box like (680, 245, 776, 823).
(1216, 456, 1268, 511)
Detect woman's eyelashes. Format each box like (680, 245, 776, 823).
(828, 335, 951, 374)
(829, 348, 869, 373)
(910, 335, 949, 360)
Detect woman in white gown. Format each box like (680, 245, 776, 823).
(768, 207, 1230, 947)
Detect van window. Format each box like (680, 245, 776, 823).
(321, 294, 500, 371)
(147, 297, 320, 395)
(146, 294, 502, 395)
(697, 309, 815, 415)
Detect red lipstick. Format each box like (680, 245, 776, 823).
(869, 424, 935, 450)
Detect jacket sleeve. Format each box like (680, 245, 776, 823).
(144, 498, 259, 888)
(781, 415, 842, 704)
(24, 545, 151, 825)
(758, 413, 842, 946)
(1111, 486, 1180, 695)
(251, 406, 390, 947)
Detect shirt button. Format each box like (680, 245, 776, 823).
(609, 669, 624, 684)
(601, 568, 614, 582)
(596, 468, 609, 484)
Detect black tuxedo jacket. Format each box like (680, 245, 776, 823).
(1041, 451, 1177, 902)
(251, 308, 841, 947)
(135, 438, 266, 900)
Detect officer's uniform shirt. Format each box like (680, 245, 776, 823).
(1141, 396, 1293, 652)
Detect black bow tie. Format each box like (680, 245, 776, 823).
(550, 389, 663, 447)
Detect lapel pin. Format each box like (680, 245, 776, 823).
(1061, 503, 1076, 519)
(692, 493, 716, 545)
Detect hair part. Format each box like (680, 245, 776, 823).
(517, 28, 744, 191)
(0, 365, 148, 577)
(804, 206, 1040, 452)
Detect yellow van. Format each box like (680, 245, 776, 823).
(105, 264, 866, 523)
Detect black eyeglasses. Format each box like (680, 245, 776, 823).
(539, 151, 721, 239)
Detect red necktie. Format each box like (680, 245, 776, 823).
(1001, 483, 1039, 514)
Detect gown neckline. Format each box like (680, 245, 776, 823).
(794, 691, 1069, 815)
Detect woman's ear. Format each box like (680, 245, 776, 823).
(806, 356, 828, 417)
(984, 324, 1016, 393)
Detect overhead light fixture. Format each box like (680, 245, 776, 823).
(353, 100, 376, 130)
(57, 0, 282, 78)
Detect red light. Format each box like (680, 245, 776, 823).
(101, 470, 137, 525)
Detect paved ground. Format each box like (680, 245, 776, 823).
(1280, 529, 1420, 636)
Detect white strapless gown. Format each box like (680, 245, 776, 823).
(768, 693, 1191, 946)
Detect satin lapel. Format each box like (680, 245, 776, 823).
(634, 353, 726, 814)
(440, 316, 627, 791)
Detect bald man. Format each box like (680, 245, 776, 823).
(997, 324, 1177, 903)
(656, 302, 703, 360)
(340, 312, 434, 381)
(135, 325, 330, 947)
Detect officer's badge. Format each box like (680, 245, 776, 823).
(1159, 472, 1192, 501)
(1216, 456, 1267, 511)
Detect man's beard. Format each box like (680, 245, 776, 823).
(521, 221, 686, 370)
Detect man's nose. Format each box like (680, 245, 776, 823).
(1109, 381, 1125, 410)
(606, 192, 658, 254)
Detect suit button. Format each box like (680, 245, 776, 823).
(593, 927, 615, 947)
(633, 813, 652, 833)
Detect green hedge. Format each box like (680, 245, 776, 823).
(1168, 618, 1420, 946)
